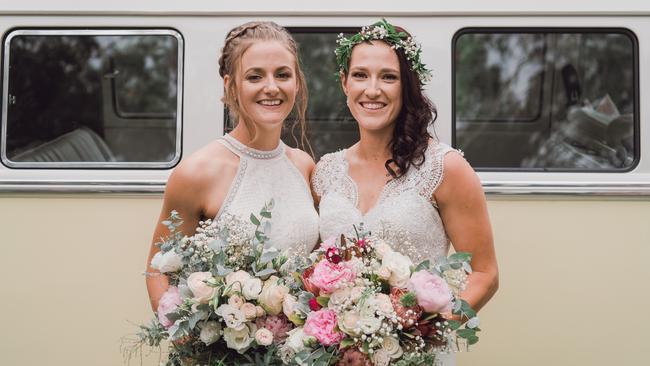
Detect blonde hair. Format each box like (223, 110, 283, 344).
(218, 21, 310, 152)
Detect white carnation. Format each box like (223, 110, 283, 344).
(150, 250, 182, 273)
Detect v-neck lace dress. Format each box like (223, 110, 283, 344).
(215, 134, 319, 256)
(312, 141, 460, 265)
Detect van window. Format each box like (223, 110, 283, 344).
(225, 29, 356, 160)
(454, 29, 637, 171)
(1, 29, 182, 168)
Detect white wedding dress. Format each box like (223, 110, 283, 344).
(312, 140, 461, 365)
(215, 134, 319, 256)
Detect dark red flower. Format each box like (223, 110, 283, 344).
(326, 247, 342, 264)
(308, 297, 322, 311)
(336, 348, 372, 366)
(356, 239, 367, 249)
(390, 287, 423, 329)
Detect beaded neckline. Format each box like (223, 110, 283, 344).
(222, 134, 285, 159)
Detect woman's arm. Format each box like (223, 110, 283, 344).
(434, 152, 499, 313)
(145, 161, 205, 311)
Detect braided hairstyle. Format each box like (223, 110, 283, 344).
(218, 21, 309, 150)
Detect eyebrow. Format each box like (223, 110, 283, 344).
(350, 66, 399, 74)
(243, 65, 293, 74)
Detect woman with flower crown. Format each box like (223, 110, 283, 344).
(312, 19, 499, 365)
(146, 21, 319, 311)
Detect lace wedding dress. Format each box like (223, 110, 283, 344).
(215, 134, 319, 256)
(312, 140, 462, 365)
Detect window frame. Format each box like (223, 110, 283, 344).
(0, 28, 184, 170)
(451, 27, 640, 173)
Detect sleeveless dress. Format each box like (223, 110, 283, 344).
(215, 134, 319, 256)
(312, 140, 461, 366)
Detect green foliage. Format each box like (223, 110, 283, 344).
(400, 291, 418, 307)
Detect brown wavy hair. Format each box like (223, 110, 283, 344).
(218, 21, 309, 150)
(343, 26, 435, 178)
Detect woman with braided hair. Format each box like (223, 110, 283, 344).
(312, 20, 498, 365)
(146, 21, 319, 310)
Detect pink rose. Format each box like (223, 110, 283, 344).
(188, 272, 216, 304)
(310, 260, 355, 294)
(407, 271, 453, 313)
(304, 309, 344, 346)
(157, 286, 182, 329)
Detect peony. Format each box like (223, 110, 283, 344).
(255, 328, 274, 346)
(382, 251, 412, 288)
(216, 304, 247, 330)
(407, 270, 453, 313)
(150, 250, 182, 273)
(241, 277, 263, 300)
(241, 302, 258, 320)
(304, 309, 345, 346)
(187, 272, 216, 303)
(310, 260, 355, 294)
(223, 323, 256, 354)
(337, 348, 372, 366)
(199, 320, 222, 345)
(157, 286, 182, 329)
(258, 276, 290, 315)
(255, 314, 292, 343)
(225, 270, 252, 295)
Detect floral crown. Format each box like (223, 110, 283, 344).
(334, 19, 432, 84)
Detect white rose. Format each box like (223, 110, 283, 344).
(223, 323, 256, 354)
(199, 321, 222, 345)
(328, 287, 351, 309)
(150, 250, 182, 273)
(216, 304, 247, 330)
(242, 278, 263, 300)
(282, 294, 298, 318)
(286, 327, 308, 353)
(374, 241, 393, 260)
(350, 286, 365, 303)
(187, 272, 216, 303)
(371, 349, 391, 366)
(254, 328, 274, 346)
(381, 336, 403, 359)
(225, 270, 252, 295)
(241, 302, 258, 320)
(374, 293, 394, 315)
(338, 310, 361, 336)
(258, 276, 289, 315)
(359, 315, 382, 334)
(376, 266, 392, 280)
(382, 252, 413, 288)
(228, 294, 245, 309)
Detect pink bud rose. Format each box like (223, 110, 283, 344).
(157, 286, 182, 329)
(310, 259, 355, 294)
(304, 309, 344, 346)
(407, 271, 453, 313)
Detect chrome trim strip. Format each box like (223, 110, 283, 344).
(2, 180, 650, 195)
(1, 28, 183, 169)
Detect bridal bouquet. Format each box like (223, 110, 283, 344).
(127, 200, 301, 366)
(278, 226, 480, 366)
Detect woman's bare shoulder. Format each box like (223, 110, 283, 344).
(286, 146, 316, 176)
(166, 140, 239, 195)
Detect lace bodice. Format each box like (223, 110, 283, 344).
(313, 141, 461, 264)
(216, 134, 319, 256)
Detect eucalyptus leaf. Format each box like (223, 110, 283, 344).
(457, 328, 476, 339)
(449, 252, 472, 263)
(260, 210, 272, 219)
(414, 259, 431, 272)
(447, 319, 462, 330)
(259, 249, 280, 264)
(467, 334, 479, 345)
(250, 214, 260, 226)
(254, 268, 277, 277)
(189, 310, 208, 328)
(462, 261, 473, 274)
